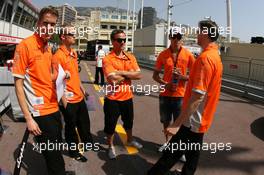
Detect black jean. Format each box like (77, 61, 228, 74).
(34, 111, 65, 175)
(60, 99, 93, 156)
(147, 126, 204, 175)
(94, 67, 104, 85)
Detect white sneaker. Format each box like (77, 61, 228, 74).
(108, 146, 116, 159)
(158, 142, 168, 152)
(127, 140, 143, 149)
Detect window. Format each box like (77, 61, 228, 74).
(101, 25, 108, 29)
(2, 3, 12, 22)
(101, 14, 109, 19)
(121, 16, 127, 20)
(119, 26, 126, 29)
(13, 6, 22, 24)
(128, 38, 132, 42)
(110, 25, 117, 29)
(111, 15, 118, 19)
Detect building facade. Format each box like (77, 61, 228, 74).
(56, 3, 77, 25)
(137, 7, 157, 28)
(74, 7, 137, 52)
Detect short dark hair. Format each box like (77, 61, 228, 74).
(98, 45, 103, 49)
(39, 6, 59, 22)
(59, 23, 74, 38)
(110, 29, 125, 41)
(199, 20, 219, 42)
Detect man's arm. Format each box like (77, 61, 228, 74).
(116, 71, 142, 80)
(107, 74, 126, 85)
(14, 77, 42, 135)
(152, 70, 167, 85)
(165, 91, 205, 135)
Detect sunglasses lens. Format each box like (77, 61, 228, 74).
(116, 38, 126, 43)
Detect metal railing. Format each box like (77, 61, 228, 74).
(137, 56, 264, 101)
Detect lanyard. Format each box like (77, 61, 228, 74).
(171, 47, 182, 68)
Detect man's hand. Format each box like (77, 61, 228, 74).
(26, 118, 42, 136)
(64, 70, 71, 80)
(83, 91, 89, 100)
(165, 82, 177, 92)
(164, 125, 180, 136)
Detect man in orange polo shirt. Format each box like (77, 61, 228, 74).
(148, 20, 223, 175)
(103, 29, 142, 159)
(153, 29, 195, 155)
(52, 24, 93, 162)
(12, 7, 74, 175)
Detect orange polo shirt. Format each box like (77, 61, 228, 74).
(182, 43, 223, 133)
(103, 51, 140, 101)
(12, 33, 58, 117)
(155, 47, 195, 97)
(52, 45, 83, 103)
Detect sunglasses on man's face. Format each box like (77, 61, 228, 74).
(114, 38, 126, 43)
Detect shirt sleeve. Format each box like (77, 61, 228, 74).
(155, 53, 163, 72)
(102, 57, 116, 77)
(188, 53, 196, 71)
(12, 42, 29, 79)
(191, 57, 213, 95)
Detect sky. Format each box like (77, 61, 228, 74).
(31, 0, 264, 42)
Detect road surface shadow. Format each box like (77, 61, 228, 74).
(250, 117, 264, 141)
(199, 145, 264, 174)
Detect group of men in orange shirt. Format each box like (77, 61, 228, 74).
(12, 5, 222, 175)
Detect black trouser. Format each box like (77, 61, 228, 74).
(60, 99, 93, 156)
(34, 111, 65, 175)
(94, 67, 104, 85)
(147, 126, 204, 175)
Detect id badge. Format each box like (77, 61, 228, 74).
(32, 96, 44, 110)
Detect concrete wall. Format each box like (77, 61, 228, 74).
(222, 43, 264, 59)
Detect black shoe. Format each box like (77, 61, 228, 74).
(69, 152, 88, 162)
(65, 171, 76, 175)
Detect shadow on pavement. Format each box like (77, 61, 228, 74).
(250, 117, 264, 141)
(199, 146, 264, 174)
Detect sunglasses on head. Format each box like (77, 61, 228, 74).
(170, 33, 182, 40)
(66, 33, 75, 37)
(114, 38, 126, 43)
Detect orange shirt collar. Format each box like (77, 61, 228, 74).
(203, 43, 218, 52)
(60, 45, 76, 58)
(169, 46, 182, 54)
(33, 33, 48, 49)
(109, 50, 130, 60)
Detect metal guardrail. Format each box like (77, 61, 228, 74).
(137, 57, 264, 102)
